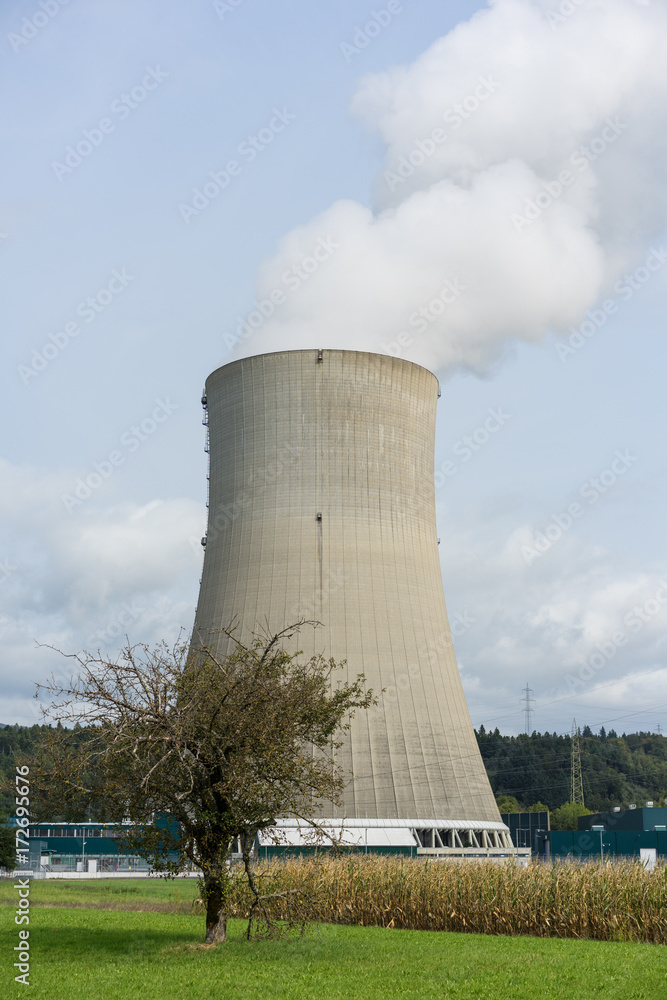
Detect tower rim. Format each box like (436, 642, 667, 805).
(206, 348, 440, 389)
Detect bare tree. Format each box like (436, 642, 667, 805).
(26, 623, 374, 943)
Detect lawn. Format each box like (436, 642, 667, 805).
(1, 879, 666, 999)
(0, 874, 197, 912)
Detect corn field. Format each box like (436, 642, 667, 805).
(226, 855, 667, 944)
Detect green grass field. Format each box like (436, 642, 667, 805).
(2, 878, 666, 999)
(0, 874, 198, 911)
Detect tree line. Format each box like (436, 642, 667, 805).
(476, 725, 667, 816)
(4, 721, 666, 820)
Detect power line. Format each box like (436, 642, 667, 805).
(477, 665, 667, 730)
(345, 709, 667, 806)
(352, 732, 667, 789)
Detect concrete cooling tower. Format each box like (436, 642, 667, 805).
(193, 349, 514, 856)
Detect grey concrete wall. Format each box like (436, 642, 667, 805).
(193, 349, 500, 824)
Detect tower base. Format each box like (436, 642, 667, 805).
(258, 817, 527, 860)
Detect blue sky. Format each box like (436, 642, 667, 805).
(1, 0, 666, 736)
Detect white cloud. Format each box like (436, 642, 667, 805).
(442, 505, 667, 730)
(0, 458, 204, 723)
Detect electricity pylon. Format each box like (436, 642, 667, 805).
(571, 718, 585, 806)
(521, 683, 535, 734)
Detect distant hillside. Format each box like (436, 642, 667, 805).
(2, 722, 667, 818)
(476, 726, 667, 812)
(0, 723, 59, 814)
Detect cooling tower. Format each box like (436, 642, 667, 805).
(194, 349, 512, 854)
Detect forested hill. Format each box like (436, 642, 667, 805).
(476, 726, 667, 813)
(0, 723, 58, 814)
(3, 723, 667, 818)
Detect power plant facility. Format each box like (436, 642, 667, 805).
(193, 349, 518, 858)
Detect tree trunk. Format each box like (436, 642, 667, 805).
(203, 872, 228, 944)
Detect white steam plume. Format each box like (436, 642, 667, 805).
(228, 0, 667, 374)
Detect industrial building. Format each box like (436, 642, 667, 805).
(501, 811, 550, 857)
(16, 822, 150, 874)
(192, 349, 520, 858)
(550, 807, 667, 862)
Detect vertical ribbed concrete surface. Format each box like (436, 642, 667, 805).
(193, 349, 500, 824)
